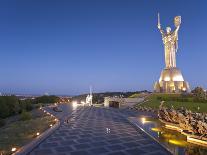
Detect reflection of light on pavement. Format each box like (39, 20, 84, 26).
(106, 128, 110, 133)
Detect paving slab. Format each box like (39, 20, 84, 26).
(29, 106, 170, 155)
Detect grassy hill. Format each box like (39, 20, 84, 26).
(135, 93, 207, 113)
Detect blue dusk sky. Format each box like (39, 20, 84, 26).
(0, 0, 206, 95)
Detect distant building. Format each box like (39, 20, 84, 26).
(104, 97, 144, 108)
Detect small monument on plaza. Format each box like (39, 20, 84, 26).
(154, 14, 190, 93)
(86, 86, 93, 106)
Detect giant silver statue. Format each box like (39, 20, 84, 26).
(158, 13, 181, 68)
(154, 14, 190, 93)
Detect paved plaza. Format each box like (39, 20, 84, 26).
(30, 106, 170, 155)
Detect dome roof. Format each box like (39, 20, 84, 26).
(159, 68, 184, 82)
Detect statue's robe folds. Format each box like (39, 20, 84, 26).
(162, 31, 178, 68)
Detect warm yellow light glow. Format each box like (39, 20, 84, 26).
(162, 133, 173, 139)
(11, 147, 17, 152)
(151, 128, 161, 132)
(141, 117, 146, 124)
(187, 136, 207, 146)
(182, 87, 186, 91)
(169, 139, 186, 146)
(36, 132, 40, 136)
(54, 119, 57, 121)
(164, 77, 170, 81)
(50, 124, 53, 127)
(172, 75, 184, 81)
(165, 124, 182, 132)
(72, 101, 78, 108)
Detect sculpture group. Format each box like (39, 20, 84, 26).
(154, 14, 190, 93)
(158, 102, 207, 138)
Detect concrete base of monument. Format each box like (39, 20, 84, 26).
(154, 67, 190, 93)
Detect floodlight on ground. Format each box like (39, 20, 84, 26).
(141, 117, 146, 124)
(11, 147, 17, 152)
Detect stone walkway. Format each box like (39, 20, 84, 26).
(30, 107, 170, 155)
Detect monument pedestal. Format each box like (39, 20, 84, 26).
(154, 67, 190, 93)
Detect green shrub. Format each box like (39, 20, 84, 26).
(20, 111, 32, 121)
(192, 87, 207, 100)
(0, 118, 5, 127)
(0, 96, 20, 118)
(19, 100, 33, 112)
(35, 95, 60, 104)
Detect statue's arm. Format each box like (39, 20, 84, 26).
(174, 26, 180, 51)
(160, 28, 165, 36)
(157, 13, 165, 37)
(158, 26, 165, 37)
(174, 25, 180, 35)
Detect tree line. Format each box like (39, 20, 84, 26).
(0, 95, 60, 119)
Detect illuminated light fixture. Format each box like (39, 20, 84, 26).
(141, 117, 146, 124)
(164, 77, 170, 81)
(169, 139, 186, 146)
(151, 128, 161, 132)
(165, 124, 182, 132)
(11, 147, 17, 152)
(36, 132, 40, 136)
(187, 136, 207, 146)
(72, 101, 78, 108)
(54, 119, 57, 121)
(50, 124, 53, 127)
(182, 87, 186, 91)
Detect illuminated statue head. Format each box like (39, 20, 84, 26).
(166, 27, 171, 34)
